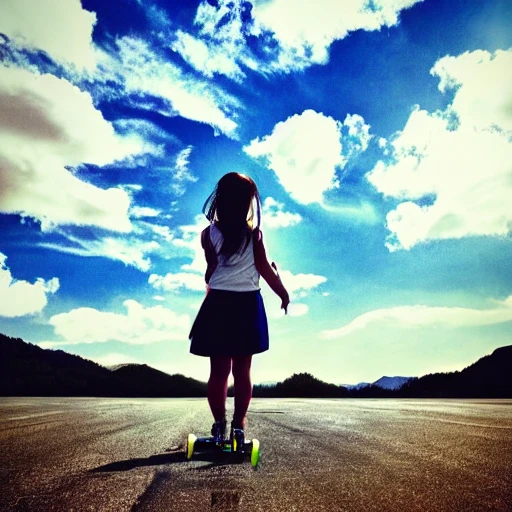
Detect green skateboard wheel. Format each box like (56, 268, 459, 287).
(186, 433, 197, 460)
(250, 438, 260, 467)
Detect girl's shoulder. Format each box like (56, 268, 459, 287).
(200, 224, 214, 248)
(252, 226, 263, 244)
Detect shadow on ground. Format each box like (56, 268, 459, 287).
(90, 447, 249, 473)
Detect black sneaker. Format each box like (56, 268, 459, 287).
(211, 419, 226, 442)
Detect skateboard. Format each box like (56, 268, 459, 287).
(185, 428, 260, 467)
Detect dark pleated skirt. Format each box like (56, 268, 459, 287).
(189, 289, 269, 357)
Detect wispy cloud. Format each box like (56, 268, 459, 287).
(39, 231, 160, 272)
(148, 272, 206, 293)
(129, 206, 162, 219)
(112, 36, 239, 137)
(172, 146, 197, 195)
(171, 29, 245, 81)
(322, 296, 512, 339)
(0, 252, 59, 317)
(367, 48, 512, 250)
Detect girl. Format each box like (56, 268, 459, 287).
(189, 172, 290, 444)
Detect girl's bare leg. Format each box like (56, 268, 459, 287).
(208, 356, 232, 422)
(232, 355, 253, 428)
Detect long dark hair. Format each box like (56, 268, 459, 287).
(203, 172, 261, 260)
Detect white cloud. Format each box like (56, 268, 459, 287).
(192, 0, 422, 75)
(0, 65, 147, 232)
(322, 296, 512, 339)
(254, 0, 422, 68)
(143, 216, 209, 292)
(123, 184, 143, 192)
(262, 197, 302, 228)
(149, 272, 206, 293)
(0, 252, 59, 317)
(246, 110, 373, 206)
(173, 146, 197, 195)
(367, 48, 512, 251)
(343, 114, 372, 155)
(143, 223, 176, 243)
(40, 233, 160, 272)
(192, 0, 249, 72)
(278, 268, 327, 300)
(49, 299, 190, 345)
(176, 215, 210, 274)
(245, 110, 343, 204)
(319, 200, 379, 224)
(0, 0, 97, 70)
(115, 37, 238, 137)
(172, 30, 244, 81)
(432, 49, 512, 132)
(130, 206, 161, 218)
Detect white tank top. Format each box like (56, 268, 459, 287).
(208, 224, 260, 292)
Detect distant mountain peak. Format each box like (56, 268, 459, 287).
(108, 363, 150, 371)
(341, 382, 371, 390)
(373, 376, 412, 390)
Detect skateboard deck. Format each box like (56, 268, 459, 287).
(185, 430, 260, 467)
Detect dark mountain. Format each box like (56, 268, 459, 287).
(398, 345, 512, 398)
(109, 364, 206, 397)
(253, 373, 349, 398)
(0, 334, 205, 397)
(0, 333, 125, 396)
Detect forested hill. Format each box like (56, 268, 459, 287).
(0, 334, 206, 397)
(397, 345, 512, 398)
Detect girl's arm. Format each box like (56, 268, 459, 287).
(201, 227, 217, 285)
(253, 230, 290, 314)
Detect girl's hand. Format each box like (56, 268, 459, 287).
(281, 293, 290, 315)
(272, 262, 289, 314)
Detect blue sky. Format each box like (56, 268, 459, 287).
(0, 0, 511, 385)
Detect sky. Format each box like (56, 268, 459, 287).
(0, 0, 511, 386)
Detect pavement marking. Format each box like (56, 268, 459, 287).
(5, 411, 64, 421)
(211, 490, 241, 511)
(430, 418, 512, 429)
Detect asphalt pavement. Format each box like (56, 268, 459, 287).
(1, 397, 511, 511)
